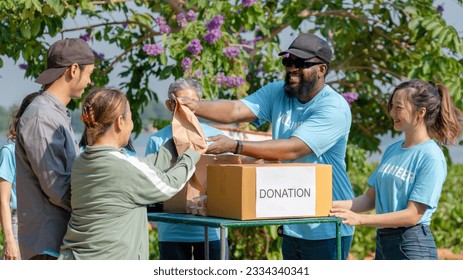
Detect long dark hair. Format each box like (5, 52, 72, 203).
(8, 92, 40, 142)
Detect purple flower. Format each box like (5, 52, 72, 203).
(156, 16, 171, 34)
(79, 33, 91, 42)
(187, 38, 203, 55)
(181, 57, 192, 70)
(92, 51, 105, 59)
(204, 29, 222, 45)
(205, 15, 224, 31)
(195, 70, 203, 78)
(18, 63, 28, 70)
(186, 10, 197, 22)
(436, 5, 444, 14)
(223, 46, 240, 58)
(225, 76, 245, 87)
(177, 13, 187, 28)
(142, 44, 164, 56)
(216, 72, 227, 86)
(242, 0, 258, 7)
(216, 73, 245, 88)
(159, 24, 171, 34)
(341, 92, 359, 107)
(155, 16, 166, 26)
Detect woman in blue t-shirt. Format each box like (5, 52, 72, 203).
(331, 79, 462, 260)
(0, 92, 38, 260)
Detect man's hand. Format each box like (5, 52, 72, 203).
(206, 135, 237, 154)
(176, 97, 199, 113)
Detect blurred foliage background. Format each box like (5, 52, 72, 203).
(1, 0, 463, 259)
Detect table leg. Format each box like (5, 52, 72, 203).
(204, 227, 209, 260)
(336, 220, 341, 260)
(220, 226, 226, 260)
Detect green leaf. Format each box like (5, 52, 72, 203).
(159, 65, 174, 80)
(20, 23, 31, 39)
(404, 6, 417, 15)
(431, 26, 444, 39)
(31, 0, 42, 12)
(424, 20, 441, 31)
(159, 53, 167, 66)
(46, 0, 64, 15)
(408, 18, 421, 30)
(30, 20, 41, 37)
(24, 0, 32, 9)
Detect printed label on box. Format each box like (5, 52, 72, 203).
(255, 166, 316, 218)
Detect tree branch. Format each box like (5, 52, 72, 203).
(166, 0, 187, 14)
(299, 9, 411, 50)
(102, 32, 158, 75)
(91, 0, 130, 4)
(332, 65, 405, 80)
(55, 20, 153, 34)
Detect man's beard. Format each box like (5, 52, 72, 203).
(284, 72, 317, 100)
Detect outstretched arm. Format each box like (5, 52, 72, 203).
(206, 135, 313, 161)
(178, 98, 257, 124)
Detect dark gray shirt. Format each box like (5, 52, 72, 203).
(15, 92, 79, 260)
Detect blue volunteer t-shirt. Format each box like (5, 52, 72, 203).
(0, 143, 17, 210)
(145, 123, 227, 242)
(241, 81, 355, 240)
(367, 140, 446, 226)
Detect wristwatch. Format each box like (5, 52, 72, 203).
(234, 139, 243, 154)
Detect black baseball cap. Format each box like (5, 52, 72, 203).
(35, 38, 95, 85)
(278, 33, 332, 63)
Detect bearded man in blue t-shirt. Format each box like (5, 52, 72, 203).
(178, 33, 355, 260)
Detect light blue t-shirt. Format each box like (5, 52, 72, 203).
(241, 81, 355, 240)
(145, 123, 228, 242)
(367, 139, 446, 226)
(0, 143, 16, 210)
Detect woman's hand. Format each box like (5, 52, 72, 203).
(2, 240, 20, 260)
(330, 208, 362, 226)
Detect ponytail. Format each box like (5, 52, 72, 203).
(433, 84, 463, 145)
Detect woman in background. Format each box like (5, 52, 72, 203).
(0, 92, 39, 260)
(331, 79, 462, 260)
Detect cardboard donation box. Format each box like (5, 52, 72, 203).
(163, 154, 265, 214)
(207, 163, 332, 220)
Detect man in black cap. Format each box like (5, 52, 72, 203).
(15, 38, 95, 260)
(178, 33, 354, 260)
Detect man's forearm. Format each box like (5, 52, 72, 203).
(195, 100, 254, 123)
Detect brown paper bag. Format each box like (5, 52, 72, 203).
(164, 100, 207, 214)
(171, 97, 207, 155)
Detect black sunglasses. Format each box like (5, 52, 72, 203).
(282, 57, 324, 69)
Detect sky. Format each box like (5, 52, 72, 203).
(1, 1, 463, 109)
